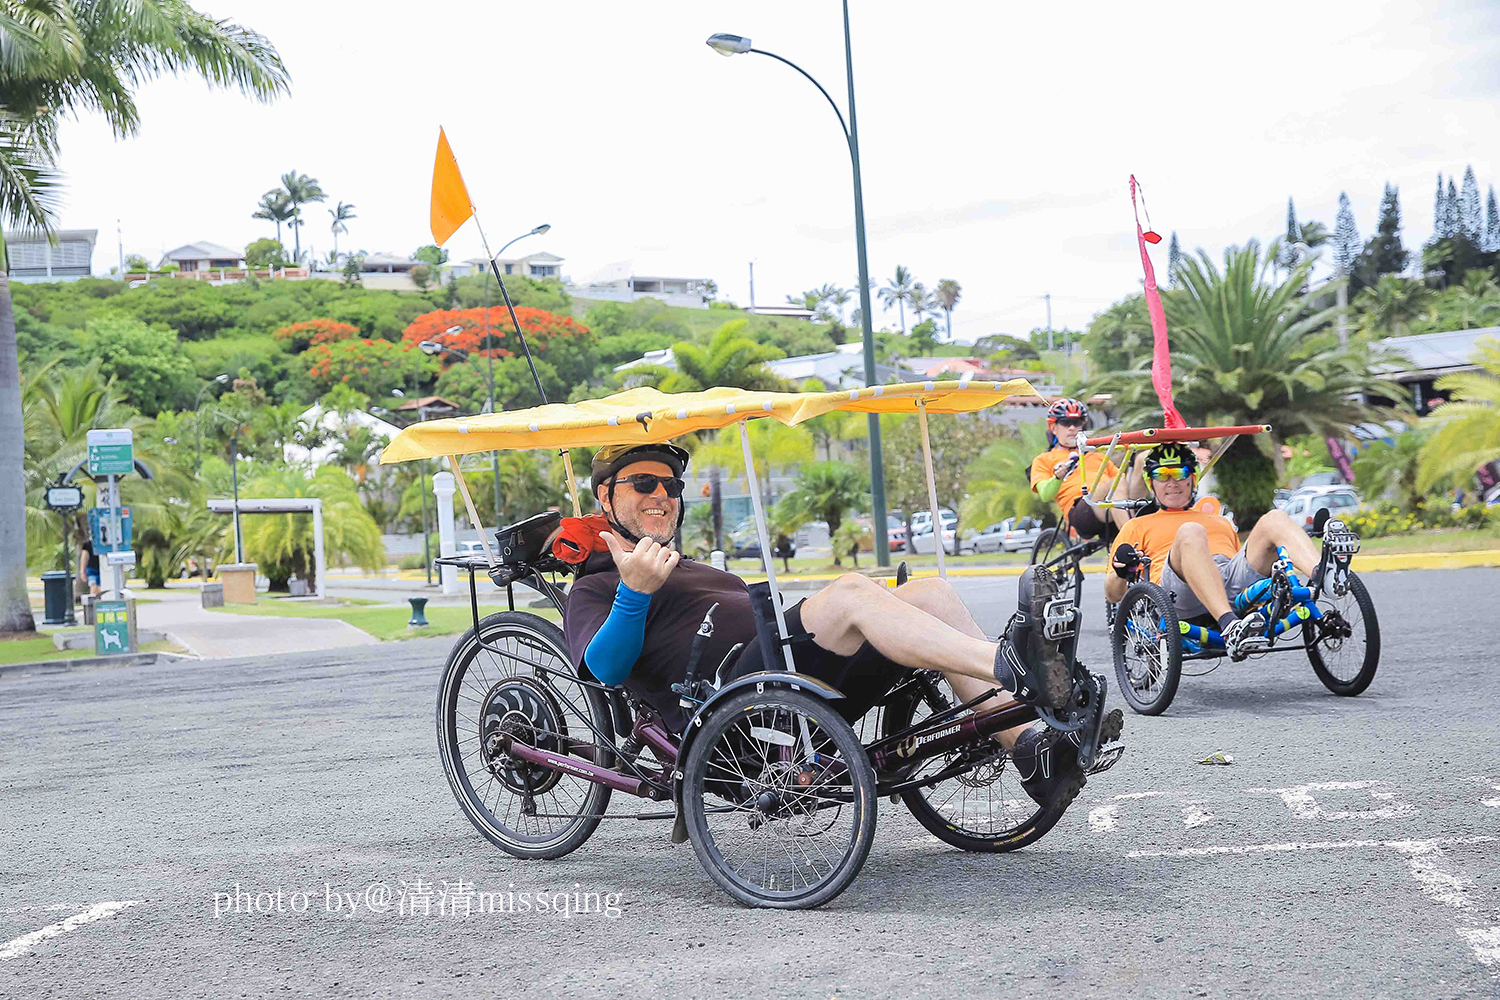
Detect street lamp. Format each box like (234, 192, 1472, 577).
(420, 338, 504, 523)
(707, 8, 891, 565)
(194, 373, 230, 472)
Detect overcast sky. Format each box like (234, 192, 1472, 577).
(52, 0, 1500, 341)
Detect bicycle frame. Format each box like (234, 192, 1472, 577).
(481, 666, 1042, 816)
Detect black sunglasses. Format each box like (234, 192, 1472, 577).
(619, 473, 685, 498)
(1054, 417, 1085, 428)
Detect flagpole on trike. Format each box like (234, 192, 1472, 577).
(471, 215, 584, 518)
(915, 400, 947, 579)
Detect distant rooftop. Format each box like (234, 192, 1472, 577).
(1375, 326, 1495, 380)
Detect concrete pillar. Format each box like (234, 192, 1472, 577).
(311, 498, 326, 601)
(433, 471, 458, 595)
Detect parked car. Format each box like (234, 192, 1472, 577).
(1282, 486, 1362, 533)
(965, 522, 1009, 554)
(888, 519, 907, 553)
(909, 508, 957, 536)
(908, 522, 958, 554)
(999, 516, 1045, 553)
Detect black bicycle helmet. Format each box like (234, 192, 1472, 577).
(590, 443, 690, 494)
(1046, 397, 1089, 422)
(1143, 441, 1198, 479)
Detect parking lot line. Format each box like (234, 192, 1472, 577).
(0, 900, 144, 961)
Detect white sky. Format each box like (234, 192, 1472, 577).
(53, 0, 1500, 341)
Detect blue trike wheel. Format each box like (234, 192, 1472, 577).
(1306, 571, 1380, 696)
(1112, 582, 1183, 715)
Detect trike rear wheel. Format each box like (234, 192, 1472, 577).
(1306, 571, 1380, 696)
(882, 672, 1062, 852)
(1112, 582, 1183, 715)
(682, 687, 877, 909)
(437, 611, 615, 860)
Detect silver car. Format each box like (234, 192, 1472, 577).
(1282, 487, 1361, 534)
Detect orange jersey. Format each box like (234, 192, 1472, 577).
(1029, 447, 1119, 520)
(1109, 507, 1240, 585)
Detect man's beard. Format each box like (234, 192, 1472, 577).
(614, 505, 677, 545)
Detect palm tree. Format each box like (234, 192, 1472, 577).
(907, 281, 934, 326)
(1451, 271, 1498, 330)
(0, 0, 287, 633)
(1357, 274, 1432, 336)
(1091, 242, 1405, 477)
(1416, 335, 1500, 493)
(879, 265, 915, 333)
(959, 422, 1052, 530)
(1352, 429, 1428, 509)
(328, 200, 356, 259)
(694, 420, 814, 514)
(279, 170, 326, 263)
(252, 189, 294, 245)
(935, 279, 961, 341)
(243, 465, 383, 592)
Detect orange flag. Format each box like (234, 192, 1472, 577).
(430, 127, 473, 245)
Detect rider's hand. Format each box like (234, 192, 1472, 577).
(1111, 542, 1141, 580)
(601, 532, 679, 595)
(1053, 455, 1078, 480)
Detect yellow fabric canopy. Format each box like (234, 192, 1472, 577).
(378, 379, 1043, 464)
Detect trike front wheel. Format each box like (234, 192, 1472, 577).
(1112, 582, 1183, 715)
(882, 672, 1062, 852)
(437, 611, 615, 860)
(682, 687, 877, 909)
(1307, 571, 1380, 696)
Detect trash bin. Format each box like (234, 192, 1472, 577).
(42, 571, 72, 625)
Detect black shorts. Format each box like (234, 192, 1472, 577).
(1067, 501, 1115, 543)
(725, 599, 913, 724)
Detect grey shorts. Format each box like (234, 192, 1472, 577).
(1158, 549, 1263, 620)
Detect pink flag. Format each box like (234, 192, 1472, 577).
(1130, 175, 1186, 429)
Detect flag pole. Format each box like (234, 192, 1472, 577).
(472, 212, 583, 516)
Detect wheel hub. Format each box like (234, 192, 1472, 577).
(480, 676, 568, 795)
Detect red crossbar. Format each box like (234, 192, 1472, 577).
(1084, 424, 1271, 447)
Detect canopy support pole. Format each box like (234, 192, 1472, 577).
(447, 456, 496, 565)
(560, 451, 582, 516)
(916, 400, 946, 579)
(739, 421, 795, 672)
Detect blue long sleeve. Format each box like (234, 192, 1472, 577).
(584, 582, 651, 685)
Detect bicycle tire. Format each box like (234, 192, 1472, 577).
(1112, 582, 1183, 715)
(1307, 571, 1380, 696)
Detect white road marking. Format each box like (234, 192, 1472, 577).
(1472, 776, 1500, 809)
(1391, 841, 1475, 910)
(0, 900, 144, 960)
(1087, 791, 1164, 833)
(1456, 927, 1500, 968)
(1125, 834, 1497, 859)
(1246, 780, 1415, 820)
(1181, 804, 1215, 829)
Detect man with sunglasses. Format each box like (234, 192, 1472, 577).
(1104, 442, 1325, 659)
(564, 443, 1122, 816)
(1029, 398, 1130, 544)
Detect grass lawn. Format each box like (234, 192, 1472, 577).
(0, 637, 185, 667)
(207, 597, 562, 642)
(1356, 528, 1500, 555)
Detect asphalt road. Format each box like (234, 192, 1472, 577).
(3, 568, 1498, 998)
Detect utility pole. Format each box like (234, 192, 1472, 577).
(748, 261, 756, 312)
(1044, 293, 1053, 350)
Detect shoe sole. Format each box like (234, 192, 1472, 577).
(1026, 569, 1073, 708)
(1050, 710, 1125, 814)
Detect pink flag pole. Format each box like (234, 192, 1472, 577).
(1130, 175, 1186, 429)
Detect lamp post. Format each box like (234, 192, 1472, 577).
(420, 337, 503, 524)
(708, 9, 890, 565)
(194, 373, 230, 472)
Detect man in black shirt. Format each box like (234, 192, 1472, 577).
(563, 442, 1119, 812)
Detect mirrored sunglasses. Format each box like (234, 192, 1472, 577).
(622, 473, 685, 498)
(1150, 466, 1191, 482)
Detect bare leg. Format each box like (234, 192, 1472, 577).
(887, 578, 1029, 748)
(1241, 509, 1321, 577)
(800, 574, 1001, 688)
(1167, 522, 1232, 620)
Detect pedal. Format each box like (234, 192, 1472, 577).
(1088, 740, 1125, 776)
(1323, 520, 1361, 557)
(1041, 597, 1077, 641)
